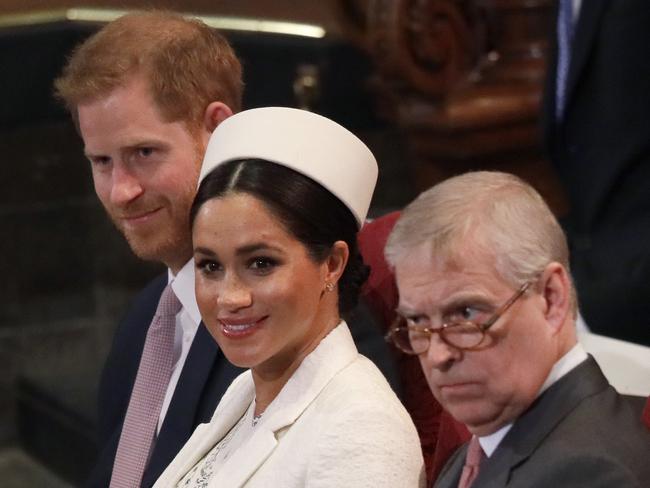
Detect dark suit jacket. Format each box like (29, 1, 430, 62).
(85, 274, 244, 488)
(434, 357, 650, 488)
(85, 273, 399, 487)
(542, 0, 650, 345)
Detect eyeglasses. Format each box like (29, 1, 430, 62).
(385, 282, 532, 355)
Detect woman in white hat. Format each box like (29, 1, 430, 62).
(153, 107, 424, 488)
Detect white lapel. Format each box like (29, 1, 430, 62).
(210, 421, 278, 487)
(267, 322, 357, 430)
(212, 321, 358, 487)
(157, 371, 255, 486)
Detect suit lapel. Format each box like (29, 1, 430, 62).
(475, 357, 609, 487)
(144, 324, 220, 486)
(218, 322, 360, 487)
(153, 322, 358, 487)
(212, 423, 278, 487)
(157, 321, 354, 488)
(564, 0, 609, 108)
(433, 445, 466, 488)
(223, 323, 358, 487)
(162, 372, 256, 485)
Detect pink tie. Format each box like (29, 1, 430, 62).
(458, 436, 485, 488)
(110, 284, 181, 488)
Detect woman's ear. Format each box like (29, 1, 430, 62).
(539, 262, 572, 334)
(323, 241, 349, 288)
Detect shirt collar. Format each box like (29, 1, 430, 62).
(573, 0, 582, 21)
(168, 259, 202, 326)
(478, 342, 588, 455)
(538, 342, 588, 395)
(479, 423, 511, 457)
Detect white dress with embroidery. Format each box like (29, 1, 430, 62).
(178, 402, 258, 488)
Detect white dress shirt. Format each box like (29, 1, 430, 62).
(157, 259, 202, 433)
(573, 0, 582, 20)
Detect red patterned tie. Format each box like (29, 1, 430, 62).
(458, 436, 485, 488)
(110, 284, 181, 488)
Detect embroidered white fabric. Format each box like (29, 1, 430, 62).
(178, 402, 256, 488)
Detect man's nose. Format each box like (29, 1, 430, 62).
(424, 333, 461, 371)
(110, 163, 144, 205)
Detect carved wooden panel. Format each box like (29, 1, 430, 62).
(367, 0, 484, 97)
(363, 0, 567, 214)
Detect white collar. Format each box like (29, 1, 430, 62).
(572, 0, 582, 21)
(168, 259, 202, 326)
(478, 423, 511, 457)
(538, 342, 588, 395)
(479, 343, 588, 456)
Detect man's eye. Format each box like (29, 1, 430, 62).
(405, 315, 428, 327)
(90, 156, 111, 167)
(458, 306, 482, 322)
(138, 147, 154, 157)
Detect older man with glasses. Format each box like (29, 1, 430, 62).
(384, 171, 649, 488)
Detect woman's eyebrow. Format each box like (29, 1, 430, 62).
(235, 242, 283, 256)
(193, 246, 216, 256)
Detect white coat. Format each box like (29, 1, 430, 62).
(153, 322, 425, 487)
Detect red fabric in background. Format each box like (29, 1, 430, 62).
(358, 212, 470, 485)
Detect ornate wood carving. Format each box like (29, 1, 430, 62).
(363, 0, 566, 214)
(367, 0, 484, 97)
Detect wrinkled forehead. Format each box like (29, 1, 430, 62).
(393, 239, 505, 300)
(413, 231, 500, 274)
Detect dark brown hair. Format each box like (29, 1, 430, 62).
(191, 159, 370, 316)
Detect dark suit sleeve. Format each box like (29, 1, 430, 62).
(522, 455, 646, 488)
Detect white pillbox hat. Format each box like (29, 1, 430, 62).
(199, 107, 378, 226)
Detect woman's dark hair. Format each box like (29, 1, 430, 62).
(190, 159, 369, 317)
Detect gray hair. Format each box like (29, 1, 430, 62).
(385, 171, 576, 310)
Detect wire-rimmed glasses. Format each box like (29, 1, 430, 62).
(385, 282, 532, 355)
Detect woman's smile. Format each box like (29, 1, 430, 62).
(193, 193, 337, 373)
(218, 316, 269, 338)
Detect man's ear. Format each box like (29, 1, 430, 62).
(323, 241, 350, 288)
(539, 262, 572, 334)
(203, 102, 233, 132)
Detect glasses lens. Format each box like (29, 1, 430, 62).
(390, 325, 416, 354)
(407, 326, 430, 354)
(389, 319, 429, 355)
(442, 322, 484, 349)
